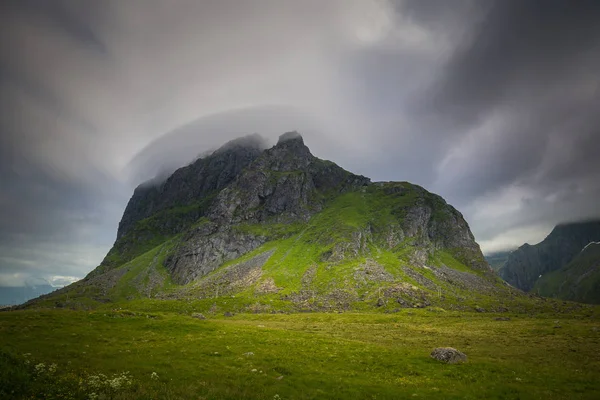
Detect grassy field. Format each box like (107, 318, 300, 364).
(1, 308, 599, 399)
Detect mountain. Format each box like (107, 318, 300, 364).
(28, 132, 537, 313)
(0, 285, 56, 306)
(92, 134, 268, 276)
(485, 251, 513, 271)
(499, 220, 600, 302)
(533, 242, 600, 304)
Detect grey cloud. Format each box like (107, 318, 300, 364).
(1, 0, 108, 53)
(127, 105, 323, 184)
(427, 1, 600, 126)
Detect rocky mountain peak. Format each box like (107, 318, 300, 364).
(277, 131, 303, 145)
(252, 131, 312, 172)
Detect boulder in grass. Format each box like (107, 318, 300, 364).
(430, 347, 467, 364)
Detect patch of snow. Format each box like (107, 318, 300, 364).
(582, 242, 600, 252)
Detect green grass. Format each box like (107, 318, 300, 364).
(1, 309, 599, 399)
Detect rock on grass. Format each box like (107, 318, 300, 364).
(430, 347, 467, 364)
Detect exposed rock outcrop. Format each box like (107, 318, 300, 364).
(430, 347, 467, 364)
(93, 135, 266, 275)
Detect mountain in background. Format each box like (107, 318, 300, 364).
(499, 220, 600, 304)
(0, 285, 56, 306)
(27, 132, 555, 313)
(534, 242, 600, 304)
(485, 251, 513, 271)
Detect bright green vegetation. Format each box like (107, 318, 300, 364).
(535, 243, 600, 304)
(1, 309, 599, 399)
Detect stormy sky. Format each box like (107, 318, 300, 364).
(1, 0, 600, 286)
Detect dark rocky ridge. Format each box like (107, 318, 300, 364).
(117, 134, 266, 239)
(92, 135, 266, 275)
(499, 220, 600, 291)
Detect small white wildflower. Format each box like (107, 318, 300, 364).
(48, 363, 57, 373)
(34, 363, 45, 374)
(273, 395, 281, 400)
(109, 378, 121, 389)
(151, 372, 159, 381)
(251, 369, 257, 372)
(243, 352, 254, 357)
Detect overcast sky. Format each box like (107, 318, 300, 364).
(1, 0, 599, 286)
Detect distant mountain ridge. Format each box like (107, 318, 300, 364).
(499, 220, 600, 303)
(0, 285, 56, 306)
(534, 241, 600, 304)
(485, 251, 513, 271)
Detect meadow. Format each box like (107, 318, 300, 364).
(1, 307, 599, 399)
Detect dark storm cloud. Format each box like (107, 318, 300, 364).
(431, 0, 600, 123)
(420, 0, 600, 249)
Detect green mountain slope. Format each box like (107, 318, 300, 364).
(534, 242, 600, 304)
(27, 132, 541, 313)
(498, 221, 600, 303)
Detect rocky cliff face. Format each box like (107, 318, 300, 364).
(92, 135, 266, 275)
(117, 134, 266, 239)
(499, 220, 600, 292)
(165, 133, 371, 284)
